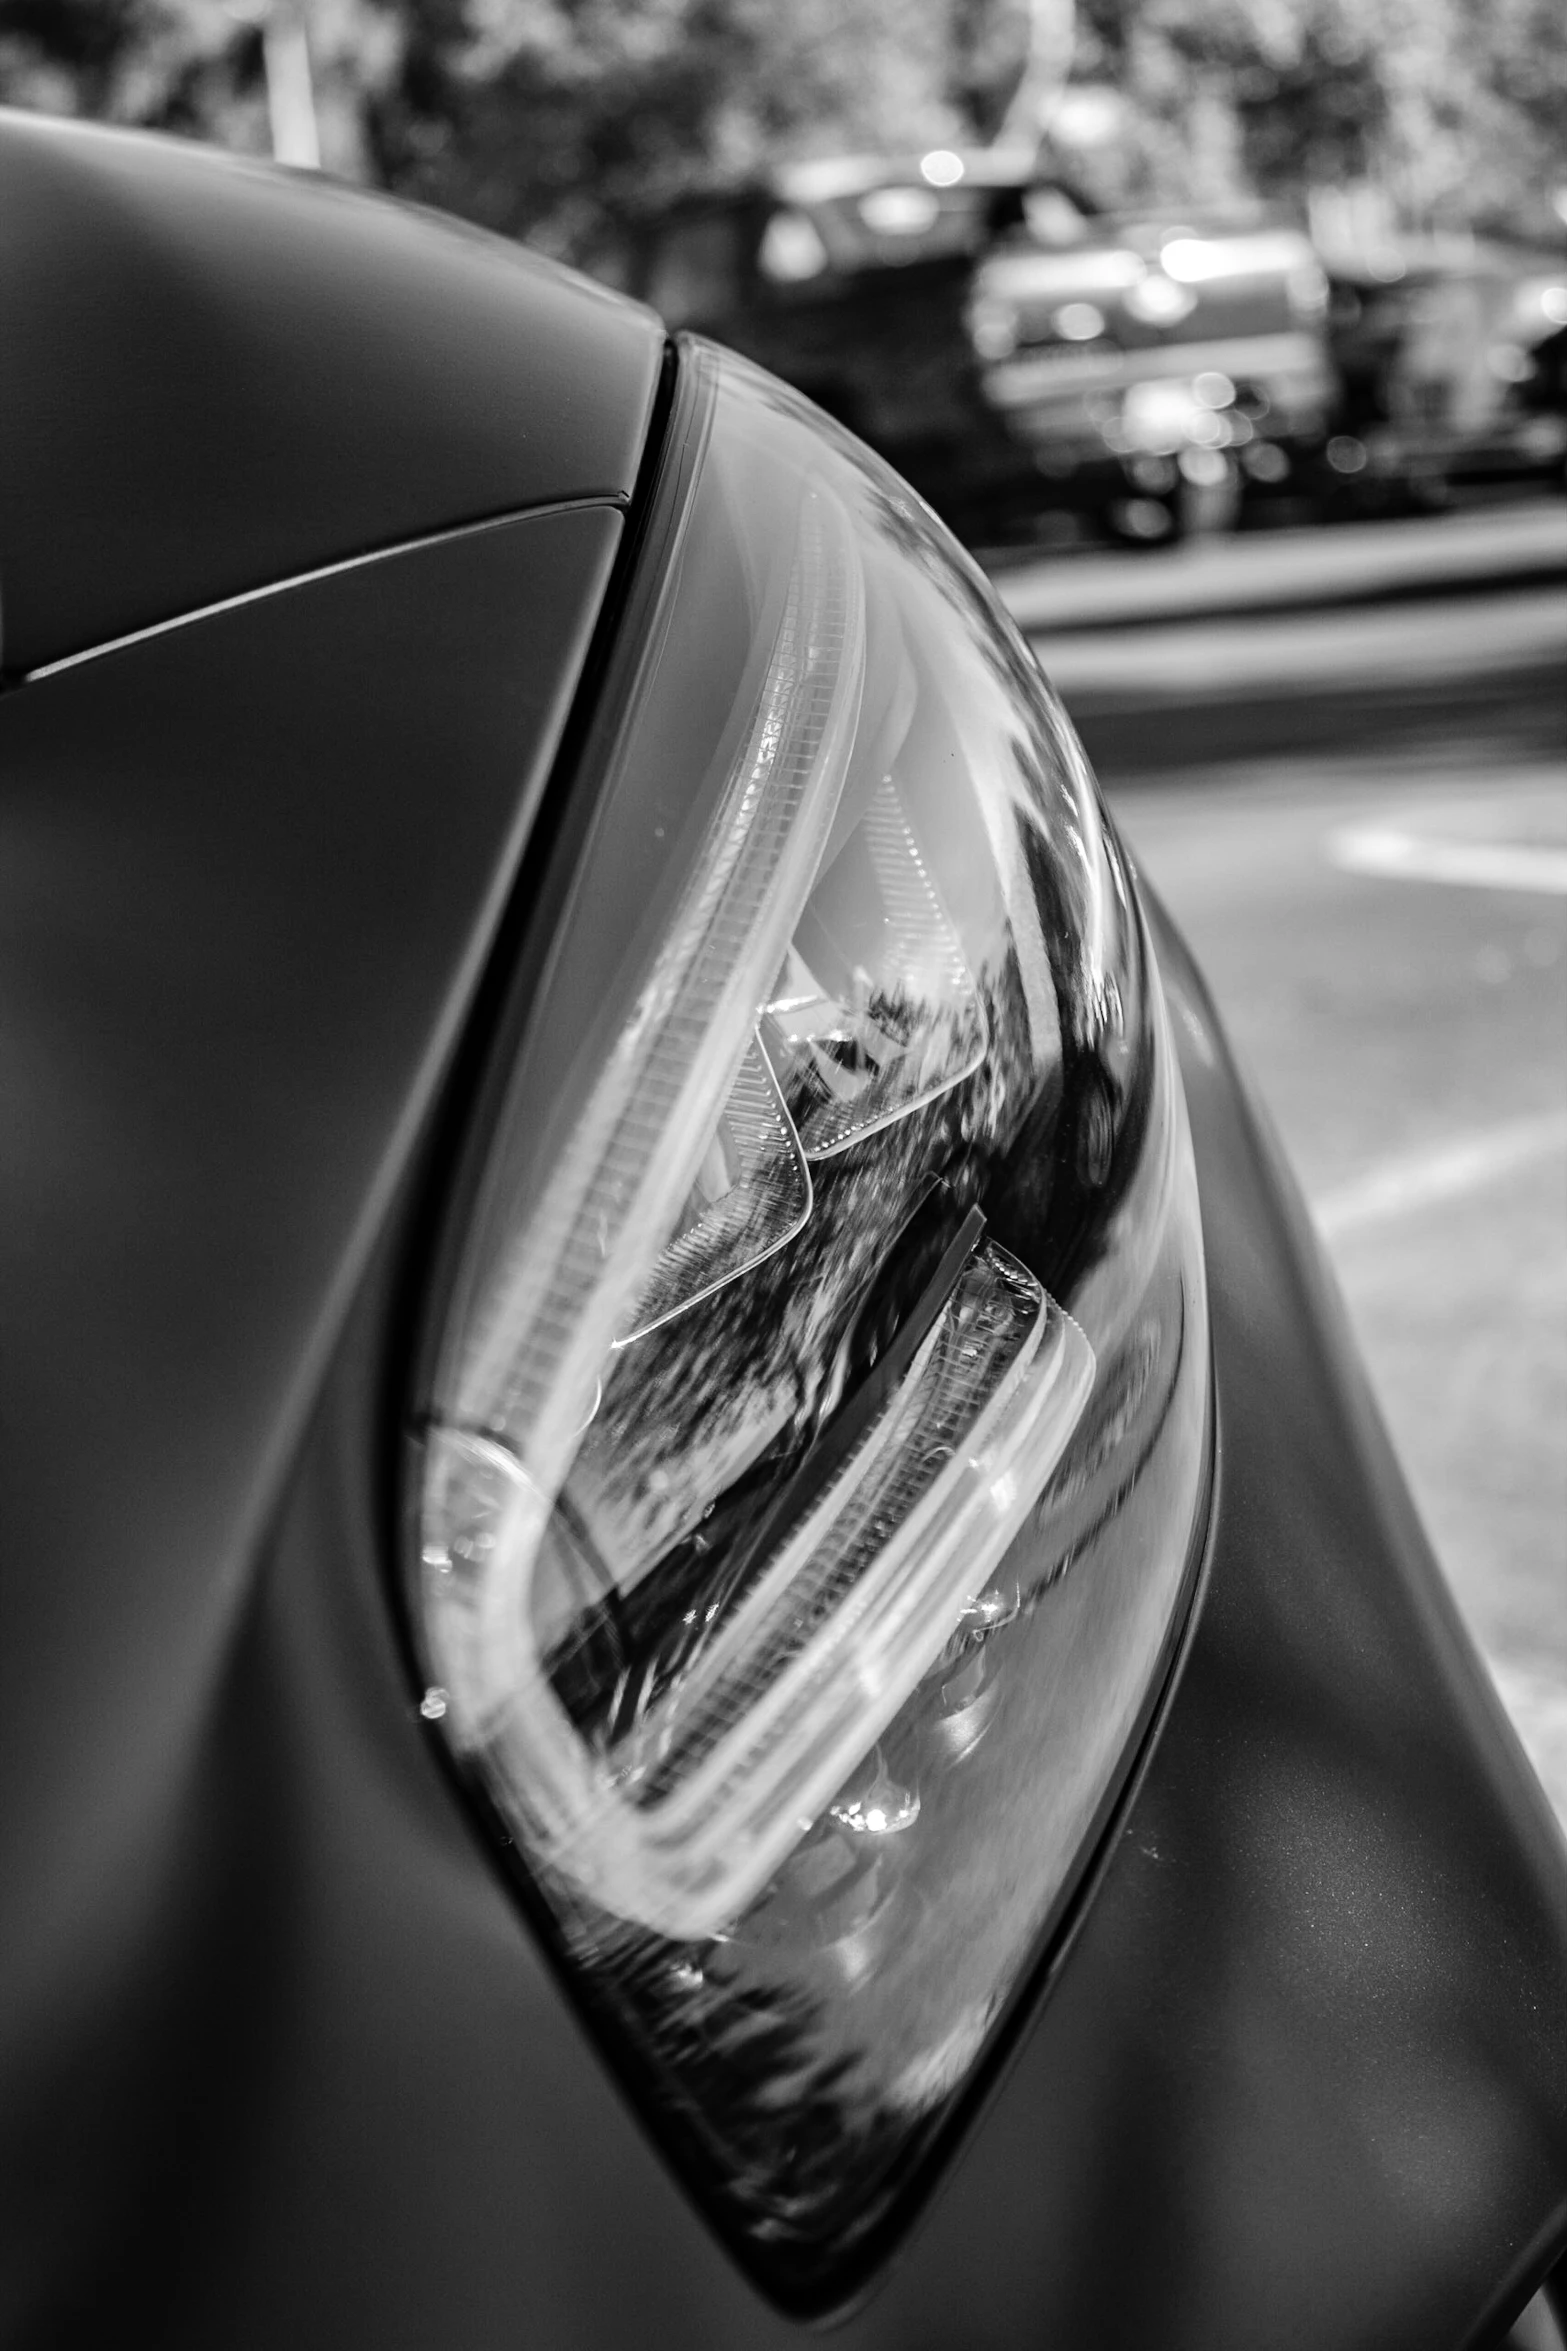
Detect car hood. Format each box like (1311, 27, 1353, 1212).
(0, 111, 665, 677)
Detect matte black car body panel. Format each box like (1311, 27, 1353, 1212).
(0, 507, 626, 2341)
(0, 113, 662, 675)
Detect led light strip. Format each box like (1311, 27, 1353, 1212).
(452, 487, 865, 1465)
(578, 1242, 1094, 1936)
(423, 472, 872, 1914)
(616, 1034, 812, 1343)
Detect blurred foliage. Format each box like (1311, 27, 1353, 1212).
(0, 0, 1562, 252)
(371, 0, 996, 260)
(1068, 0, 1567, 239)
(0, 2, 397, 174)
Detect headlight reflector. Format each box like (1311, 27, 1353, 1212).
(409, 344, 1209, 2304)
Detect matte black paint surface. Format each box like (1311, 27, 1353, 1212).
(0, 509, 623, 2341)
(0, 113, 662, 674)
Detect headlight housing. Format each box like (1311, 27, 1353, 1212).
(407, 343, 1210, 2307)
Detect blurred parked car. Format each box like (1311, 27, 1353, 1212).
(617, 147, 1085, 537)
(1322, 243, 1567, 509)
(969, 201, 1335, 540)
(2, 110, 1565, 2351)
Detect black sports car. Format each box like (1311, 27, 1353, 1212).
(1, 113, 1564, 2350)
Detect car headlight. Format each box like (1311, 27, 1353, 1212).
(406, 342, 1210, 2305)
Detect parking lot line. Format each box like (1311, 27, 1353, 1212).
(1313, 1108, 1567, 1238)
(1328, 826, 1567, 894)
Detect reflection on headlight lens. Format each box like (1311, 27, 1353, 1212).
(765, 775, 988, 1160)
(409, 343, 1209, 2303)
(620, 1035, 811, 1342)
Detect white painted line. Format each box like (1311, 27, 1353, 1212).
(1313, 1108, 1567, 1239)
(1038, 590, 1567, 700)
(1329, 825, 1567, 895)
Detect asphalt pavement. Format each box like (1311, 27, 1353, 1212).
(1010, 498, 1567, 1824)
(996, 496, 1567, 635)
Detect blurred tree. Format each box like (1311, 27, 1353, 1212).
(0, 0, 1048, 251)
(0, 0, 397, 175)
(947, 0, 1035, 139)
(0, 0, 1560, 249)
(1064, 0, 1566, 237)
(366, 0, 981, 258)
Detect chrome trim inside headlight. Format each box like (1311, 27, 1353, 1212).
(406, 341, 1211, 2304)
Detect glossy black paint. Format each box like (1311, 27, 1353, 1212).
(0, 112, 662, 675)
(1, 114, 1564, 2349)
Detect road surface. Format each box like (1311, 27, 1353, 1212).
(1023, 518, 1567, 1822)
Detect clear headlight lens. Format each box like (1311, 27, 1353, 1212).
(409, 344, 1209, 2304)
